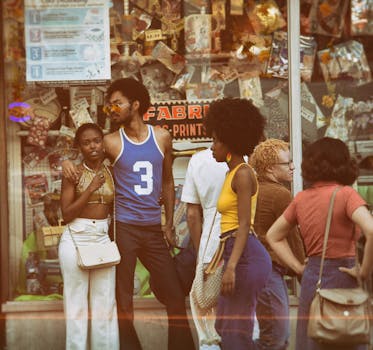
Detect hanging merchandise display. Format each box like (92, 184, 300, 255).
(267, 31, 317, 82)
(318, 40, 372, 87)
(351, 0, 373, 36)
(308, 0, 349, 37)
(247, 0, 286, 35)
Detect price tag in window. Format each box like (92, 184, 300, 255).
(39, 89, 57, 105)
(72, 98, 89, 111)
(301, 106, 315, 123)
(145, 29, 163, 42)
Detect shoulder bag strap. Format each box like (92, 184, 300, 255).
(201, 209, 217, 262)
(67, 224, 80, 257)
(104, 163, 116, 242)
(316, 186, 341, 289)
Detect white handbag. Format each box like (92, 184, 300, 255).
(68, 164, 121, 270)
(74, 241, 121, 270)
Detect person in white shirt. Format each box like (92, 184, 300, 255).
(181, 148, 226, 350)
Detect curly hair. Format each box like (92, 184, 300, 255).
(250, 139, 289, 176)
(301, 137, 358, 185)
(74, 123, 103, 148)
(106, 78, 151, 116)
(204, 98, 266, 156)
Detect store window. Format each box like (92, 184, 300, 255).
(1, 0, 288, 300)
(2, 0, 371, 301)
(298, 1, 373, 207)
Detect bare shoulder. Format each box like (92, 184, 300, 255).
(153, 126, 172, 152)
(236, 163, 254, 176)
(104, 130, 120, 145)
(103, 130, 121, 161)
(235, 164, 257, 191)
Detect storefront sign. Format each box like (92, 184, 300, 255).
(144, 100, 210, 140)
(24, 0, 110, 82)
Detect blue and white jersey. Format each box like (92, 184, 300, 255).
(113, 125, 164, 225)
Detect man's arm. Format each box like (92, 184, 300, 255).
(161, 130, 176, 246)
(61, 159, 80, 183)
(103, 131, 121, 163)
(186, 203, 203, 251)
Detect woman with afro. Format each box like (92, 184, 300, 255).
(203, 98, 271, 349)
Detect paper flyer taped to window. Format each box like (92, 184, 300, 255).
(24, 0, 111, 82)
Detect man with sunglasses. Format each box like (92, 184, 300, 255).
(250, 139, 305, 350)
(63, 78, 195, 350)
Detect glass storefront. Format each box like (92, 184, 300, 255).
(1, 0, 372, 304)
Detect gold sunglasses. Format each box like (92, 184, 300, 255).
(102, 102, 130, 116)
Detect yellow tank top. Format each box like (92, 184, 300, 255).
(217, 163, 258, 233)
(76, 163, 114, 205)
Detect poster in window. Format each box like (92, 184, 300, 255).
(24, 0, 111, 82)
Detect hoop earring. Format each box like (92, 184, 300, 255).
(226, 152, 232, 163)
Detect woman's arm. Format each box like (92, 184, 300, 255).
(61, 171, 105, 223)
(221, 166, 253, 295)
(266, 215, 305, 276)
(339, 206, 373, 280)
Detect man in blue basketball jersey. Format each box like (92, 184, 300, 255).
(63, 78, 195, 350)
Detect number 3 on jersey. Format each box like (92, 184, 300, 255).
(133, 161, 153, 195)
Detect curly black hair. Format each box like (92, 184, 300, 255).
(204, 98, 266, 156)
(106, 78, 151, 116)
(74, 123, 104, 148)
(301, 137, 358, 185)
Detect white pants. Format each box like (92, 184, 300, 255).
(59, 218, 119, 350)
(190, 280, 221, 350)
(189, 268, 260, 350)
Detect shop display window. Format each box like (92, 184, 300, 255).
(1, 0, 372, 301)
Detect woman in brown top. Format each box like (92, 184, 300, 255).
(250, 138, 305, 350)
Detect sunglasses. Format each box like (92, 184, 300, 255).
(102, 102, 130, 116)
(275, 160, 294, 167)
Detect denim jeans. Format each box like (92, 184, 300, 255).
(115, 222, 195, 350)
(255, 265, 290, 350)
(215, 233, 271, 350)
(296, 256, 368, 350)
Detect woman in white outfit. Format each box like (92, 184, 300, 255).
(59, 123, 119, 350)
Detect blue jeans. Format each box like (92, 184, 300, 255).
(215, 233, 271, 350)
(296, 256, 368, 350)
(255, 265, 289, 350)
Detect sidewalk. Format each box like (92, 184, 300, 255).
(2, 298, 299, 349)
